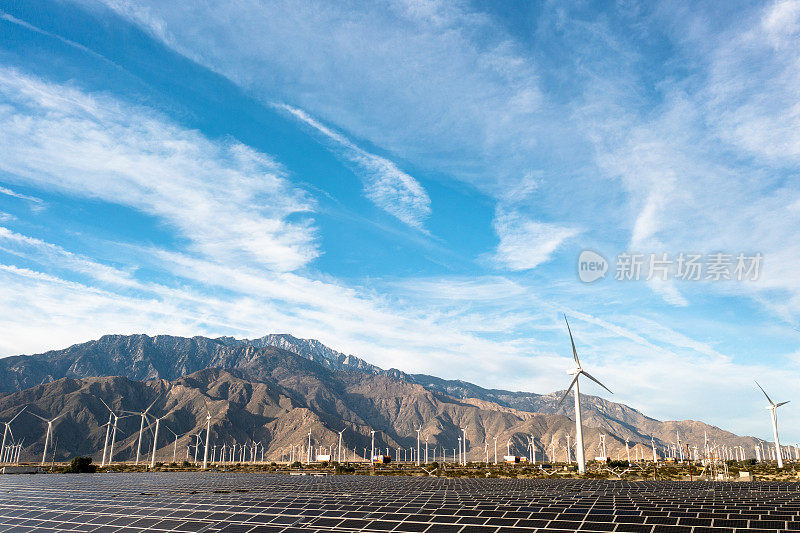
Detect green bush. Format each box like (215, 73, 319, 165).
(65, 456, 97, 473)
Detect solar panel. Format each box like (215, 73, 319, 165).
(1, 474, 800, 532)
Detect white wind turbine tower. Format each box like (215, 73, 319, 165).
(148, 414, 169, 469)
(125, 397, 159, 466)
(755, 381, 790, 469)
(98, 398, 130, 466)
(29, 412, 64, 466)
(415, 426, 422, 466)
(370, 430, 377, 470)
(557, 315, 613, 474)
(164, 427, 180, 464)
(493, 436, 497, 465)
(337, 429, 345, 463)
(201, 403, 214, 470)
(565, 434, 572, 463)
(1, 407, 26, 465)
(461, 427, 467, 465)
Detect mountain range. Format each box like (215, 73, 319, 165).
(0, 333, 764, 463)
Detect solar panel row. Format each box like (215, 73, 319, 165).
(0, 474, 798, 533)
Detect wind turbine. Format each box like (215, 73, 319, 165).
(462, 427, 467, 465)
(29, 412, 64, 466)
(337, 429, 345, 463)
(99, 411, 113, 466)
(148, 414, 169, 469)
(202, 402, 214, 469)
(164, 427, 180, 464)
(97, 398, 132, 466)
(415, 426, 422, 466)
(125, 397, 159, 466)
(1, 407, 26, 465)
(756, 381, 790, 469)
(370, 430, 376, 471)
(557, 315, 613, 474)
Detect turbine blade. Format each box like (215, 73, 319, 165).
(776, 401, 790, 407)
(97, 397, 115, 415)
(144, 395, 159, 414)
(557, 374, 580, 407)
(755, 381, 775, 406)
(52, 414, 65, 423)
(29, 412, 48, 422)
(581, 370, 613, 395)
(8, 406, 27, 423)
(564, 315, 581, 367)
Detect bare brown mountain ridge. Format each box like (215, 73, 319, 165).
(0, 333, 765, 462)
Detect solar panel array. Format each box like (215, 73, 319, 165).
(1, 473, 799, 532)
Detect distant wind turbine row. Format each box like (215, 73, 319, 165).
(0, 315, 795, 470)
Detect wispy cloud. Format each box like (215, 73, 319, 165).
(0, 226, 136, 287)
(0, 184, 44, 207)
(0, 67, 317, 272)
(88, 0, 546, 191)
(490, 208, 580, 271)
(277, 104, 431, 229)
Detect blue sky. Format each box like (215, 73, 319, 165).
(1, 0, 800, 442)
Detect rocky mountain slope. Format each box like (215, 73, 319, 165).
(0, 333, 766, 462)
(0, 366, 760, 464)
(220, 334, 388, 376)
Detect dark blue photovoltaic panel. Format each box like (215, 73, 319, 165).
(0, 474, 799, 532)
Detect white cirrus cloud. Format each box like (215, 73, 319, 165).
(85, 0, 544, 191)
(490, 209, 580, 271)
(277, 104, 431, 229)
(0, 67, 317, 272)
(0, 184, 44, 207)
